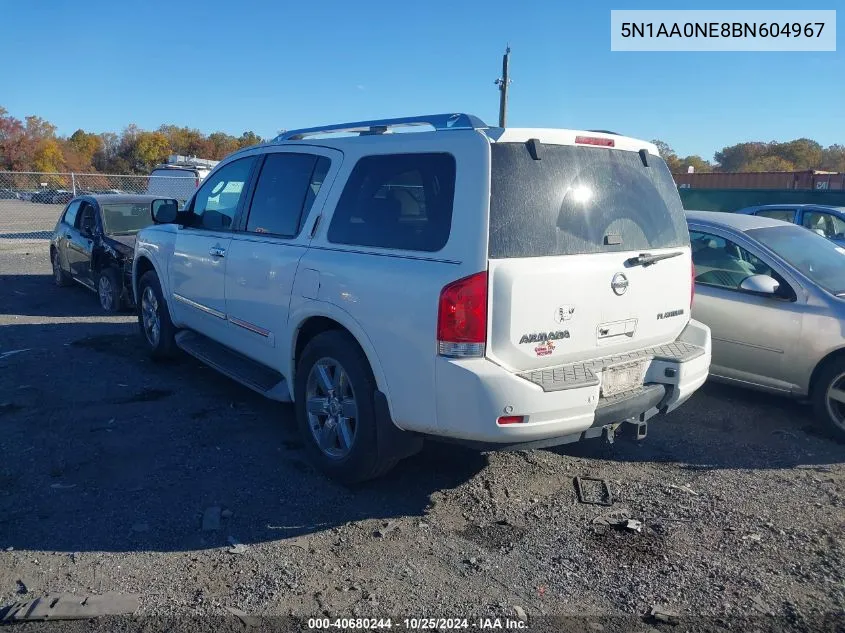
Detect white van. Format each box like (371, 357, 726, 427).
(145, 156, 219, 205)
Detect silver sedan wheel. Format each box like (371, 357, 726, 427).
(141, 286, 160, 347)
(98, 274, 113, 311)
(305, 357, 358, 460)
(825, 372, 845, 431)
(52, 253, 63, 283)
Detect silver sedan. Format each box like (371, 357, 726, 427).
(687, 210, 845, 440)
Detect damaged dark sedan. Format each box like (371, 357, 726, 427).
(49, 195, 177, 313)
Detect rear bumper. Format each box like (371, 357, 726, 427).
(430, 320, 711, 445)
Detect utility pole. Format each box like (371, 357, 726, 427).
(494, 46, 511, 127)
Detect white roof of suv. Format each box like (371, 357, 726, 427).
(227, 112, 658, 158)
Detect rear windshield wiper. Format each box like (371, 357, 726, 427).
(626, 251, 683, 267)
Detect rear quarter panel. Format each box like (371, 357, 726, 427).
(290, 130, 491, 430)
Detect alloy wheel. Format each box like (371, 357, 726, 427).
(98, 275, 113, 311)
(305, 357, 359, 459)
(825, 372, 845, 431)
(141, 286, 160, 347)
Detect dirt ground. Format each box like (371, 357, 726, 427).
(0, 245, 843, 632)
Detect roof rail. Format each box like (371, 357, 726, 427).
(274, 113, 488, 142)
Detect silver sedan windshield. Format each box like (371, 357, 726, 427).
(747, 224, 845, 296)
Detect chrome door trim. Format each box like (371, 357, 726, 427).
(228, 315, 271, 338)
(173, 293, 226, 320)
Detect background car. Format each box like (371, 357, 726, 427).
(736, 204, 845, 245)
(0, 188, 20, 199)
(31, 189, 74, 204)
(687, 210, 845, 440)
(50, 194, 175, 312)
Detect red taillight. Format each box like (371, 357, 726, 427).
(575, 135, 615, 147)
(691, 259, 696, 307)
(497, 415, 524, 425)
(437, 271, 488, 358)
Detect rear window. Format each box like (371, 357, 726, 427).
(489, 143, 689, 258)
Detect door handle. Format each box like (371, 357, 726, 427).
(209, 247, 226, 258)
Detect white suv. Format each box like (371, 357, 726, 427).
(133, 113, 711, 483)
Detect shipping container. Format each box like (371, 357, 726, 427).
(674, 170, 844, 190)
(679, 188, 845, 213)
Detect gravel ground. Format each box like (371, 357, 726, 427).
(0, 245, 843, 632)
(0, 200, 63, 239)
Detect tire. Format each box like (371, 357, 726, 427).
(811, 357, 845, 442)
(137, 270, 177, 360)
(96, 267, 123, 313)
(294, 330, 397, 484)
(51, 249, 70, 287)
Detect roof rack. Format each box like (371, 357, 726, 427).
(274, 113, 488, 142)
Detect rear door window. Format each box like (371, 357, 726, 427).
(489, 143, 689, 258)
(756, 208, 796, 223)
(327, 153, 456, 252)
(245, 153, 329, 237)
(802, 211, 845, 240)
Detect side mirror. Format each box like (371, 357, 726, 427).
(740, 274, 780, 295)
(151, 198, 179, 224)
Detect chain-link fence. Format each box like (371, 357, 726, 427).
(0, 171, 198, 241)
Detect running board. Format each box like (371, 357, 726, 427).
(175, 331, 291, 402)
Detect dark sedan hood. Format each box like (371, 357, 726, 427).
(106, 234, 137, 249)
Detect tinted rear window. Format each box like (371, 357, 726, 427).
(327, 153, 456, 252)
(489, 143, 689, 258)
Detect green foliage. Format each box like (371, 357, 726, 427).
(651, 140, 714, 173)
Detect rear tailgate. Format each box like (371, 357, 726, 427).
(486, 136, 691, 374)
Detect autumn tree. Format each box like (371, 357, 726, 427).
(207, 132, 240, 160)
(821, 145, 845, 172)
(237, 131, 263, 149)
(0, 107, 27, 170)
(131, 131, 171, 172)
(652, 140, 713, 173)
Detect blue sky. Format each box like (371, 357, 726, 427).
(0, 0, 841, 160)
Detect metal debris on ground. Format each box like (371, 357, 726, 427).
(667, 483, 698, 496)
(751, 595, 772, 613)
(0, 593, 139, 621)
(648, 605, 680, 625)
(374, 521, 398, 538)
(202, 506, 221, 532)
(512, 605, 527, 622)
(593, 508, 643, 533)
(227, 536, 248, 555)
(574, 476, 613, 506)
(592, 508, 632, 526)
(224, 605, 259, 628)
